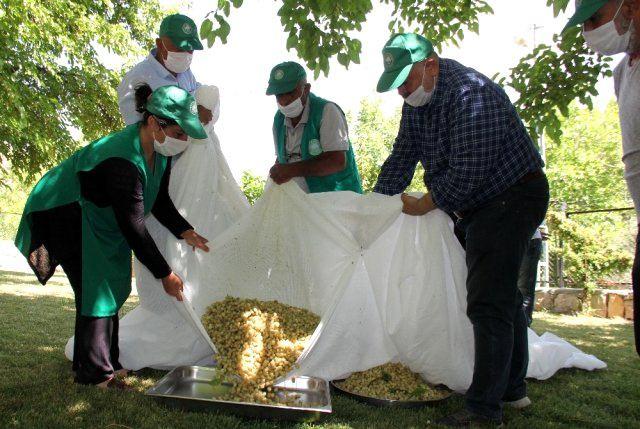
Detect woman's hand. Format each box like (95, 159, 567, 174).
(401, 193, 436, 216)
(162, 272, 184, 301)
(181, 229, 210, 252)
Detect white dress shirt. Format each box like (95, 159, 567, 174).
(614, 56, 640, 219)
(117, 49, 200, 125)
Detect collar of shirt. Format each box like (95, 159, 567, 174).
(425, 58, 452, 110)
(284, 98, 311, 129)
(147, 48, 180, 81)
(402, 58, 452, 114)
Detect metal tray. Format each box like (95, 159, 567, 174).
(146, 366, 332, 421)
(330, 379, 452, 408)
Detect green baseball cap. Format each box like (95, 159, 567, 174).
(562, 0, 609, 33)
(266, 61, 307, 95)
(377, 34, 434, 93)
(146, 85, 207, 139)
(159, 14, 203, 51)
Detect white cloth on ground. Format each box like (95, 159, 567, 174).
(65, 173, 606, 391)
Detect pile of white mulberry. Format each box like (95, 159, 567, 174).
(337, 363, 451, 401)
(201, 296, 320, 404)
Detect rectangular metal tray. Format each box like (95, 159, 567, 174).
(146, 366, 332, 421)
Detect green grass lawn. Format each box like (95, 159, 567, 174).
(1, 270, 639, 428)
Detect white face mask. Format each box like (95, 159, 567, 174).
(583, 1, 631, 55)
(162, 41, 193, 73)
(404, 64, 436, 107)
(153, 122, 190, 156)
(278, 95, 304, 118)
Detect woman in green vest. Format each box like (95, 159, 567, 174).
(15, 84, 210, 389)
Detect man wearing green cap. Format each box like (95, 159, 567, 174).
(14, 85, 209, 388)
(118, 13, 205, 126)
(266, 61, 362, 194)
(374, 33, 548, 425)
(564, 0, 640, 356)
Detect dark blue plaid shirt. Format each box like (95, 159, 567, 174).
(374, 58, 544, 213)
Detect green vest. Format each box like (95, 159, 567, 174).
(274, 93, 363, 194)
(15, 123, 167, 317)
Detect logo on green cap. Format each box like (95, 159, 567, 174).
(190, 101, 197, 115)
(384, 53, 394, 68)
(182, 23, 193, 35)
(274, 69, 284, 80)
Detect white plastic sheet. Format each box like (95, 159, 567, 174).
(66, 129, 606, 392)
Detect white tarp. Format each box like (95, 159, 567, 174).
(66, 122, 606, 392)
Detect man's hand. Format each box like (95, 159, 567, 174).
(401, 193, 436, 216)
(197, 105, 213, 125)
(269, 162, 295, 185)
(180, 229, 210, 252)
(162, 272, 184, 301)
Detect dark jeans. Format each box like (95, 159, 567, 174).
(60, 258, 122, 385)
(517, 238, 542, 326)
(633, 228, 640, 357)
(457, 176, 549, 420)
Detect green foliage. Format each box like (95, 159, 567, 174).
(383, 0, 493, 49)
(0, 0, 164, 185)
(200, 0, 615, 144)
(200, 1, 493, 79)
(545, 102, 634, 288)
(349, 99, 397, 193)
(350, 98, 425, 193)
(240, 171, 266, 205)
(499, 27, 612, 143)
(547, 210, 633, 290)
(277, 1, 371, 79)
(199, 0, 242, 48)
(547, 102, 630, 209)
(0, 172, 29, 240)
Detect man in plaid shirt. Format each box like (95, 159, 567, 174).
(375, 34, 549, 426)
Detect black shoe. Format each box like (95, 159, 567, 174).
(436, 409, 503, 427)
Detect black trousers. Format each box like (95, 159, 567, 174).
(633, 229, 640, 357)
(517, 238, 543, 326)
(458, 176, 549, 420)
(32, 204, 123, 385)
(59, 255, 123, 385)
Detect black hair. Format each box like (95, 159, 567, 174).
(134, 83, 178, 128)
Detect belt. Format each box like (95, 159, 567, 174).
(454, 169, 545, 219)
(516, 169, 544, 185)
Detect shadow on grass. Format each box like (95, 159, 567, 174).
(532, 316, 634, 353)
(0, 269, 70, 288)
(1, 293, 638, 428)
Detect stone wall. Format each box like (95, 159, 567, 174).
(535, 287, 634, 320)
